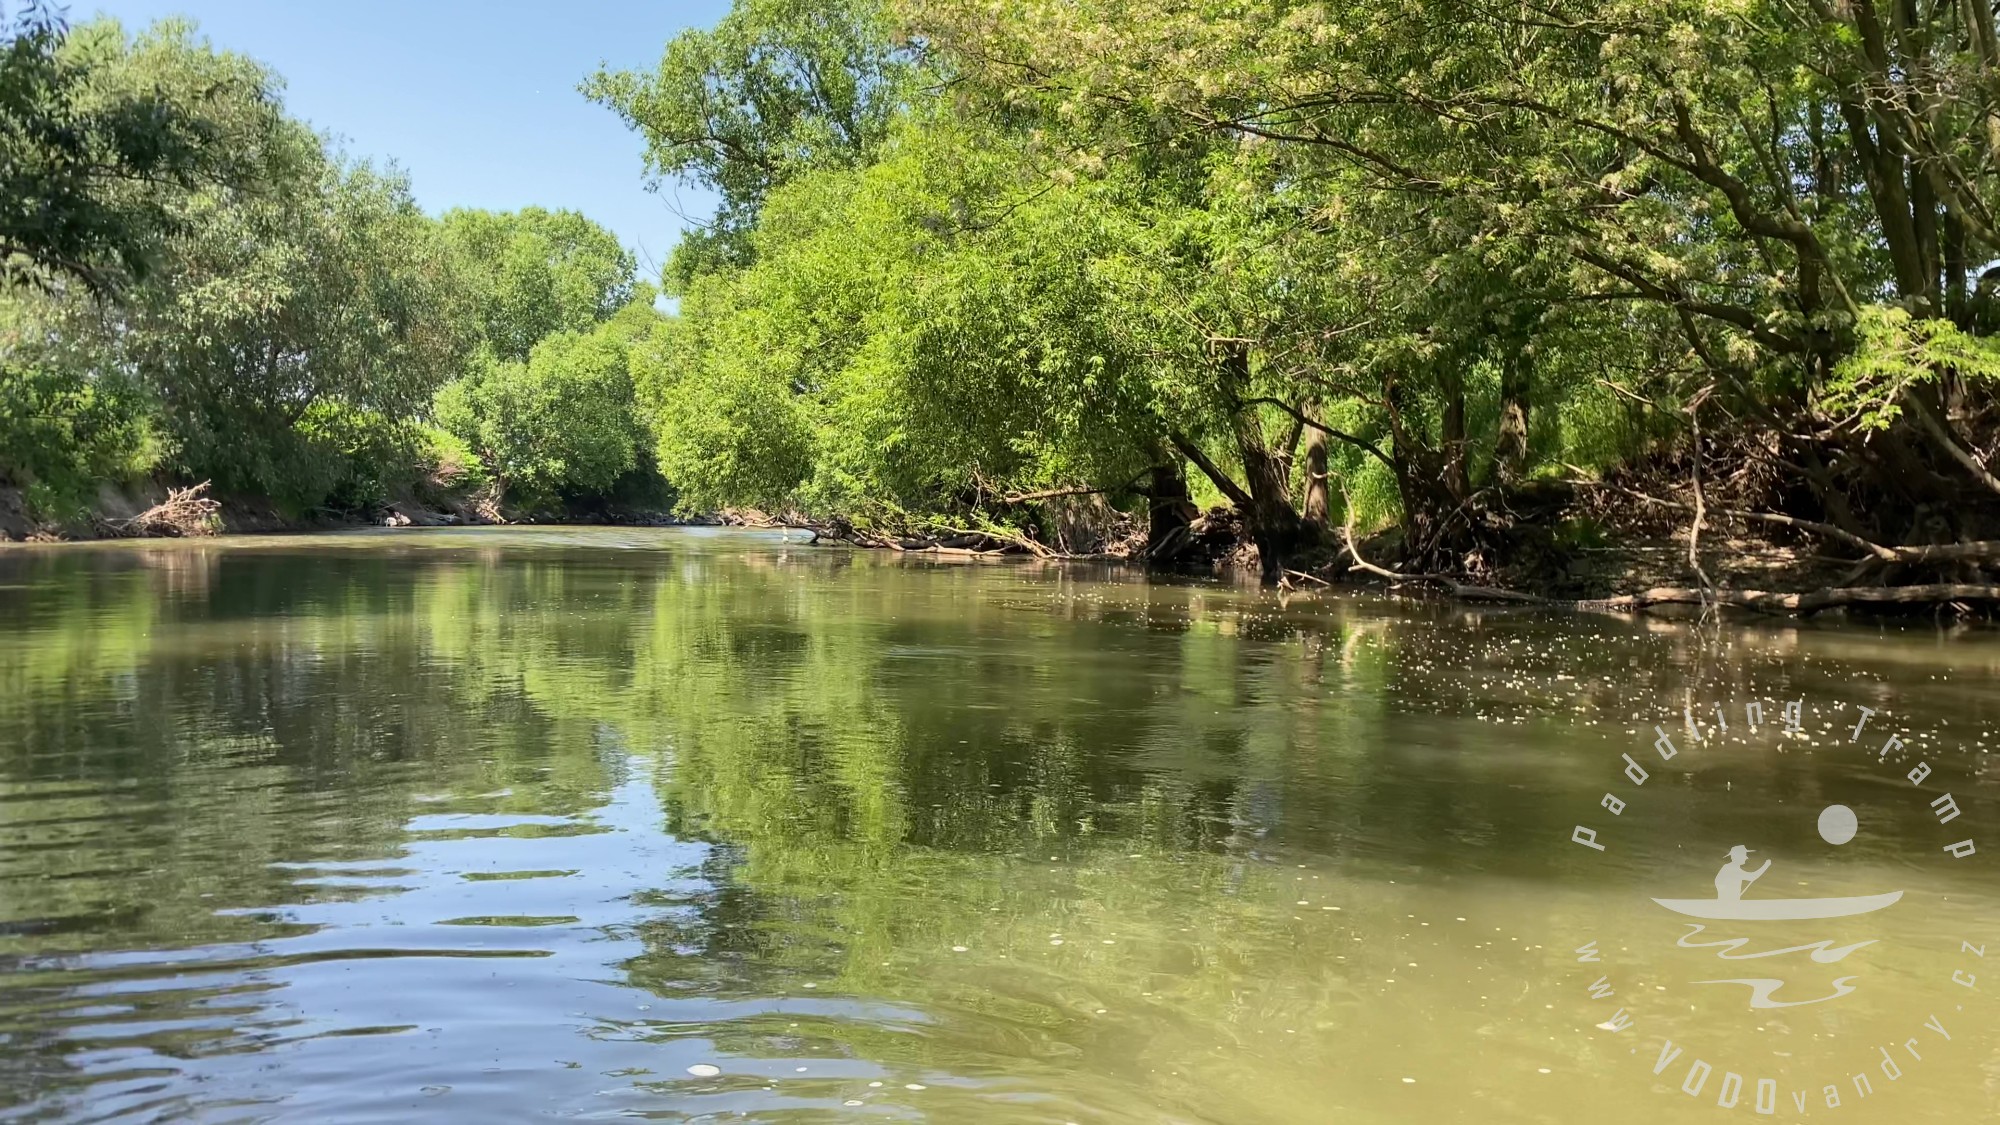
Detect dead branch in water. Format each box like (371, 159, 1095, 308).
(1565, 467, 2000, 566)
(1334, 489, 1550, 604)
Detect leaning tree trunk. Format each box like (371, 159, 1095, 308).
(1146, 460, 1197, 558)
(1236, 415, 1305, 583)
(1219, 343, 1307, 584)
(1300, 417, 1330, 531)
(1494, 347, 1532, 484)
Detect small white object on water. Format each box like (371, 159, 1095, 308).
(868, 1081, 883, 1088)
(802, 983, 816, 989)
(1049, 939, 1064, 946)
(905, 1083, 927, 1091)
(951, 946, 968, 952)
(844, 1100, 863, 1107)
(1402, 1078, 1415, 1084)
(687, 1064, 721, 1077)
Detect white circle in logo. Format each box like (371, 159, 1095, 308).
(1817, 802, 1859, 846)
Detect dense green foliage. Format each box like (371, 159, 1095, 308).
(582, 0, 913, 287)
(1, 15, 667, 524)
(439, 207, 637, 363)
(0, 3, 272, 294)
(587, 0, 2000, 585)
(436, 297, 663, 505)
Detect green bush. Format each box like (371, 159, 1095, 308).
(435, 322, 650, 506)
(0, 308, 162, 518)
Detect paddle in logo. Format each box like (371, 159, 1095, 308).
(1560, 699, 1992, 1114)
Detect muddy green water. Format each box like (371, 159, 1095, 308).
(1, 527, 1996, 1123)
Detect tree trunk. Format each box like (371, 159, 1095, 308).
(1440, 364, 1470, 502)
(1494, 346, 1532, 484)
(1146, 461, 1196, 557)
(1391, 453, 1462, 568)
(1218, 343, 1305, 584)
(1300, 419, 1330, 531)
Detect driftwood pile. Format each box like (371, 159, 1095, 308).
(96, 482, 222, 538)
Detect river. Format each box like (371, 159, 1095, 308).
(1, 527, 1995, 1122)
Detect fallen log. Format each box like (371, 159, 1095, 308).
(383, 503, 459, 528)
(1581, 583, 2000, 615)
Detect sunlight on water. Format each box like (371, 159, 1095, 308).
(0, 528, 1996, 1122)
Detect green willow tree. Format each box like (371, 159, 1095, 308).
(583, 0, 914, 287)
(129, 154, 476, 505)
(439, 207, 637, 363)
(430, 209, 662, 507)
(0, 7, 275, 293)
(634, 108, 1162, 531)
(5, 17, 666, 525)
(904, 0, 2000, 580)
(2, 14, 288, 513)
(6, 19, 479, 516)
(435, 294, 664, 506)
(599, 0, 1698, 579)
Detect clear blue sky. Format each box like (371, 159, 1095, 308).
(82, 1, 731, 283)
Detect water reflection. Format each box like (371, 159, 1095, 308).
(0, 528, 1995, 1122)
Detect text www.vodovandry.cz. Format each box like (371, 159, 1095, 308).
(1564, 699, 1987, 1116)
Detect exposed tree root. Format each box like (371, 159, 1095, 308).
(1570, 471, 2000, 566)
(1335, 500, 1552, 603)
(1331, 484, 2000, 615)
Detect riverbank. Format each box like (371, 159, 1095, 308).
(0, 479, 708, 544)
(775, 473, 2000, 619)
(11, 476, 1998, 619)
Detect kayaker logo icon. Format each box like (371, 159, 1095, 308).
(1659, 831, 1902, 923)
(1651, 823, 1905, 1010)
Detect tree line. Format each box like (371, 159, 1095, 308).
(599, 0, 2000, 594)
(1, 9, 669, 523)
(10, 0, 2000, 600)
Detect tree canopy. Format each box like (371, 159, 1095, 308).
(582, 0, 914, 287)
(1, 15, 665, 522)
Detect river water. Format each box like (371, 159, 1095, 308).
(0, 527, 1995, 1123)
